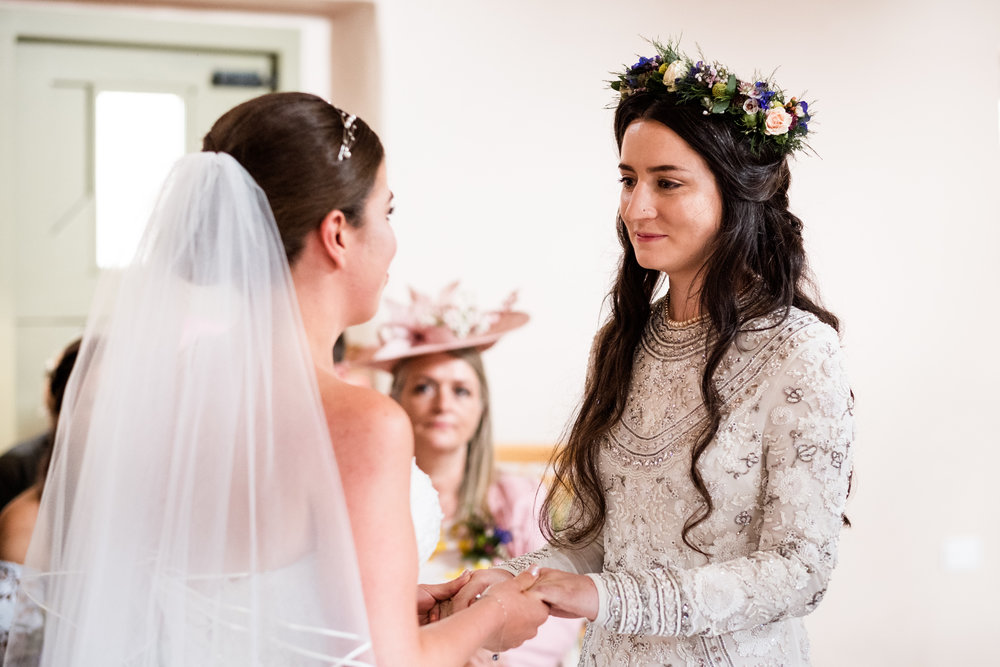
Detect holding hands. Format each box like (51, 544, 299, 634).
(434, 568, 598, 651)
(447, 565, 599, 628)
(525, 568, 598, 621)
(475, 568, 551, 651)
(419, 568, 552, 650)
(450, 568, 516, 612)
(417, 570, 471, 625)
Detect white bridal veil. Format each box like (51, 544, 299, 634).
(5, 153, 373, 665)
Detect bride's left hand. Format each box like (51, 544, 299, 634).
(529, 568, 599, 621)
(417, 570, 471, 624)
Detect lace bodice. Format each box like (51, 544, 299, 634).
(410, 459, 443, 564)
(500, 302, 854, 666)
(0, 560, 20, 662)
(3, 560, 45, 666)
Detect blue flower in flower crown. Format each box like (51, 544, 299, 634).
(494, 528, 513, 545)
(632, 55, 662, 72)
(609, 39, 815, 156)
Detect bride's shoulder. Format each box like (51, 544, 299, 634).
(318, 374, 412, 462)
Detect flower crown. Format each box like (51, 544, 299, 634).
(611, 40, 812, 156)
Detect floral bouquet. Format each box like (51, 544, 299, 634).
(453, 514, 513, 569)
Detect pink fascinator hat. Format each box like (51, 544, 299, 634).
(351, 282, 529, 372)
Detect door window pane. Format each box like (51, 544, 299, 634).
(95, 91, 185, 269)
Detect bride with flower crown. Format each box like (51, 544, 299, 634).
(452, 41, 854, 666)
(4, 92, 549, 666)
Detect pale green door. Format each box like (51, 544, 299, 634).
(13, 39, 275, 437)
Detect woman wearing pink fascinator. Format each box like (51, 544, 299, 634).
(355, 284, 581, 667)
(352, 282, 529, 372)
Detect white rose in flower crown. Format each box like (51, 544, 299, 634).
(662, 59, 687, 92)
(764, 107, 793, 135)
(743, 98, 761, 114)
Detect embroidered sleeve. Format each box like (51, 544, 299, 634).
(496, 537, 605, 578)
(589, 322, 854, 637)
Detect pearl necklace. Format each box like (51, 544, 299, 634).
(664, 292, 706, 328)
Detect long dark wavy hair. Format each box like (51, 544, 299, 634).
(541, 92, 843, 555)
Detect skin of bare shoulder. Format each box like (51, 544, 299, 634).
(311, 371, 550, 665)
(314, 369, 424, 662)
(0, 486, 41, 564)
(320, 374, 415, 467)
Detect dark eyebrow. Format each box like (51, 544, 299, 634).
(618, 163, 688, 174)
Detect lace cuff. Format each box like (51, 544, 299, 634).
(588, 569, 689, 636)
(496, 548, 553, 576)
(497, 539, 605, 577)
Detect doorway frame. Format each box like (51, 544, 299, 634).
(0, 2, 308, 444)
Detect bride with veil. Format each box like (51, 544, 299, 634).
(4, 92, 548, 666)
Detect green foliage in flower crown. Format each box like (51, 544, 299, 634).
(611, 40, 813, 156)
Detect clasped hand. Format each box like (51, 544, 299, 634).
(417, 570, 470, 625)
(419, 566, 598, 649)
(418, 568, 550, 651)
(455, 567, 599, 622)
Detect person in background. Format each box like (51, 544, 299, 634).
(0, 338, 81, 512)
(6, 93, 548, 666)
(0, 336, 80, 661)
(356, 284, 582, 666)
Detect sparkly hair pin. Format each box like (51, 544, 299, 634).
(337, 109, 357, 161)
(611, 39, 813, 156)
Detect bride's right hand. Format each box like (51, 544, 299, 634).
(451, 567, 514, 611)
(417, 570, 471, 624)
(477, 568, 550, 651)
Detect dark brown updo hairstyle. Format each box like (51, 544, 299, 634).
(202, 92, 384, 263)
(541, 91, 844, 555)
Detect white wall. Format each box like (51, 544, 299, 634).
(4, 0, 997, 663)
(370, 0, 1000, 664)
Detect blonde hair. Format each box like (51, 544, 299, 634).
(390, 348, 494, 523)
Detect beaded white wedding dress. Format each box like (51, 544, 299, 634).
(500, 300, 854, 666)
